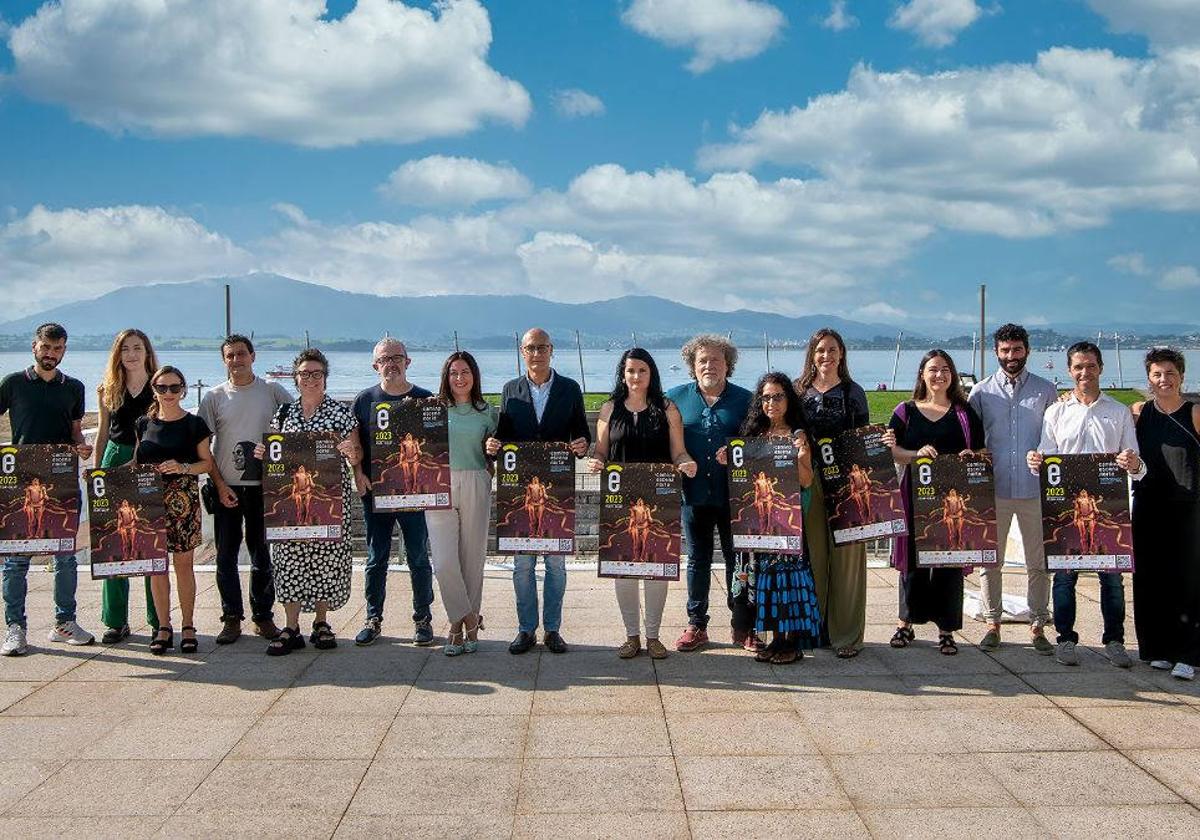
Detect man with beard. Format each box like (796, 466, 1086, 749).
(969, 324, 1058, 654)
(0, 323, 94, 656)
(667, 334, 752, 651)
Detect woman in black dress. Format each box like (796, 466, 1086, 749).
(1132, 347, 1200, 681)
(886, 350, 985, 655)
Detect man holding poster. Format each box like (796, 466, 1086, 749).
(1028, 341, 1145, 668)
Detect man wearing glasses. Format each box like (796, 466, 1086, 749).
(350, 338, 436, 647)
(200, 334, 293, 644)
(486, 328, 590, 654)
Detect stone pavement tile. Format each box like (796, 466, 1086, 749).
(858, 806, 1040, 839)
(402, 680, 534, 716)
(883, 644, 1009, 676)
(794, 707, 963, 755)
(378, 714, 526, 760)
(688, 810, 870, 840)
(984, 645, 1110, 675)
(1127, 749, 1200, 806)
(1031, 805, 1200, 839)
(292, 646, 431, 684)
(527, 713, 670, 758)
(57, 646, 202, 681)
(183, 649, 312, 684)
(0, 649, 94, 682)
(678, 756, 847, 811)
(653, 646, 782, 682)
(3, 679, 165, 717)
(513, 812, 689, 840)
(787, 674, 923, 710)
(831, 753, 1016, 809)
(156, 810, 340, 840)
(1019, 670, 1182, 708)
(179, 758, 368, 814)
(774, 647, 896, 678)
(349, 758, 519, 816)
(533, 680, 661, 715)
(0, 716, 115, 760)
(335, 814, 515, 840)
(931, 707, 1106, 753)
(666, 712, 819, 756)
(902, 673, 1052, 708)
(268, 681, 408, 717)
(419, 648, 540, 683)
(0, 682, 42, 713)
(537, 648, 655, 681)
(153, 681, 285, 715)
(518, 756, 682, 814)
(0, 761, 64, 813)
(82, 714, 255, 760)
(0, 816, 166, 840)
(982, 750, 1181, 805)
(8, 759, 215, 817)
(231, 714, 392, 759)
(658, 683, 794, 714)
(1068, 705, 1200, 750)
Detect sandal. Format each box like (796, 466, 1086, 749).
(890, 626, 915, 648)
(310, 621, 337, 650)
(267, 626, 304, 657)
(444, 630, 466, 657)
(836, 646, 861, 659)
(463, 616, 482, 654)
(755, 637, 780, 663)
(771, 646, 802, 665)
(149, 625, 174, 656)
(180, 625, 198, 654)
(938, 633, 959, 656)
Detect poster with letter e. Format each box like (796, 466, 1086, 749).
(0, 444, 80, 555)
(1040, 453, 1134, 572)
(86, 467, 169, 579)
(911, 453, 998, 567)
(726, 436, 804, 552)
(597, 462, 681, 580)
(369, 397, 451, 511)
(495, 441, 575, 554)
(262, 432, 344, 541)
(815, 425, 907, 545)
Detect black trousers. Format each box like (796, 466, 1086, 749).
(213, 485, 275, 622)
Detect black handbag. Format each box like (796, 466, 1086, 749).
(200, 479, 218, 514)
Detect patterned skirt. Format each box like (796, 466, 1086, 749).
(754, 554, 822, 647)
(162, 475, 202, 554)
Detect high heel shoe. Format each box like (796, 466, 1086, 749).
(444, 629, 466, 657)
(463, 615, 482, 654)
(149, 626, 174, 655)
(180, 625, 198, 654)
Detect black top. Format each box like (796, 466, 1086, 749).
(607, 401, 671, 463)
(135, 413, 211, 465)
(352, 383, 433, 482)
(1134, 401, 1200, 502)
(496, 371, 591, 444)
(107, 384, 154, 446)
(888, 400, 984, 454)
(0, 367, 85, 445)
(800, 380, 870, 441)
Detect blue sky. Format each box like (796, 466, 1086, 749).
(1, 0, 1198, 332)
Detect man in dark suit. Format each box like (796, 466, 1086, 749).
(486, 328, 590, 654)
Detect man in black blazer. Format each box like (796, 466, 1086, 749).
(486, 328, 590, 654)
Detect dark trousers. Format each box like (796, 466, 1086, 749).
(1053, 570, 1125, 645)
(682, 502, 737, 630)
(213, 485, 275, 622)
(898, 567, 964, 632)
(362, 494, 434, 623)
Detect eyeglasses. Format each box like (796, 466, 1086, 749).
(375, 354, 407, 365)
(761, 393, 786, 404)
(522, 344, 551, 354)
(295, 370, 326, 381)
(153, 383, 186, 395)
(925, 367, 953, 376)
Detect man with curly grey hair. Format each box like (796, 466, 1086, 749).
(666, 334, 751, 651)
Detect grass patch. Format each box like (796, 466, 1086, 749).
(866, 388, 1144, 424)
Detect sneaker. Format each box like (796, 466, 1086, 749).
(355, 617, 382, 646)
(2, 623, 28, 656)
(48, 620, 95, 646)
(645, 638, 669, 660)
(732, 627, 749, 647)
(101, 625, 131, 645)
(413, 618, 434, 647)
(617, 637, 641, 659)
(1150, 659, 1174, 670)
(675, 625, 709, 652)
(1171, 662, 1195, 681)
(1105, 641, 1132, 669)
(1031, 632, 1054, 656)
(1056, 640, 1079, 666)
(979, 628, 1001, 651)
(215, 618, 242, 645)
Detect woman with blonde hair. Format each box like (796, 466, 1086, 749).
(95, 329, 161, 645)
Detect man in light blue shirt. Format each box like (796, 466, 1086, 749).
(968, 324, 1058, 654)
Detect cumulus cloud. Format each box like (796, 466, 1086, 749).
(822, 1, 858, 32)
(1108, 253, 1149, 275)
(7, 0, 530, 147)
(854, 301, 908, 321)
(553, 88, 606, 118)
(1159, 265, 1200, 290)
(889, 0, 984, 48)
(620, 0, 786, 73)
(379, 156, 532, 207)
(1087, 0, 1200, 51)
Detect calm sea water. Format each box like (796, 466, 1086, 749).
(1, 347, 1179, 408)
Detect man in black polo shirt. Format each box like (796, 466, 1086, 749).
(0, 323, 95, 656)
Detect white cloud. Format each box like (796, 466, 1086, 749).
(889, 0, 984, 48)
(1108, 252, 1149, 275)
(553, 88, 606, 118)
(0, 205, 253, 317)
(854, 301, 908, 321)
(379, 156, 532, 207)
(7, 0, 530, 147)
(620, 0, 786, 73)
(822, 1, 858, 32)
(1087, 0, 1200, 51)
(1160, 265, 1200, 290)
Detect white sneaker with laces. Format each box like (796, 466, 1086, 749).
(1150, 659, 1173, 670)
(1171, 662, 1195, 681)
(47, 620, 95, 646)
(2, 623, 28, 656)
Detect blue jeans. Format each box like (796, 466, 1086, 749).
(1052, 570, 1125, 645)
(3, 553, 77, 628)
(681, 502, 736, 630)
(362, 494, 433, 623)
(513, 554, 566, 634)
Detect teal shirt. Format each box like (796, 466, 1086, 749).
(448, 403, 499, 471)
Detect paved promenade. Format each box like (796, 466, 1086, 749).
(1, 564, 1199, 839)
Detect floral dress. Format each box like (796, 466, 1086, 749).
(269, 396, 356, 612)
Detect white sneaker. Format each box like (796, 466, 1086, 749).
(1150, 659, 1173, 670)
(2, 623, 28, 656)
(1171, 663, 1195, 681)
(47, 620, 95, 646)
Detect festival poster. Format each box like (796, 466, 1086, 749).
(727, 437, 804, 552)
(0, 444, 80, 555)
(262, 432, 344, 541)
(495, 441, 575, 554)
(1040, 453, 1134, 572)
(597, 462, 681, 580)
(369, 397, 451, 511)
(816, 424, 908, 545)
(86, 467, 169, 579)
(912, 453, 998, 567)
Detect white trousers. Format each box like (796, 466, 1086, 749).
(426, 470, 492, 624)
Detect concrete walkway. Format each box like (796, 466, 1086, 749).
(1, 564, 1199, 839)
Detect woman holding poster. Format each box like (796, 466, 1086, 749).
(134, 365, 214, 654)
(427, 351, 498, 657)
(718, 373, 819, 664)
(589, 349, 696, 660)
(886, 350, 985, 656)
(257, 349, 359, 656)
(795, 328, 871, 659)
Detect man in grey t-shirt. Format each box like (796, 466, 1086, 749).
(198, 335, 292, 644)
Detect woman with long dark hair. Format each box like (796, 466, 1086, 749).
(795, 328, 871, 658)
(427, 351, 498, 656)
(589, 348, 696, 659)
(886, 350, 984, 655)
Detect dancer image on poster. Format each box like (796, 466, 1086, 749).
(289, 464, 315, 526)
(397, 432, 424, 494)
(752, 471, 780, 534)
(22, 477, 50, 539)
(1072, 489, 1101, 554)
(848, 463, 873, 524)
(524, 476, 548, 538)
(942, 488, 970, 550)
(116, 499, 141, 561)
(628, 497, 658, 562)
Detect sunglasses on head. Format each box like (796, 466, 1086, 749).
(152, 383, 186, 395)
